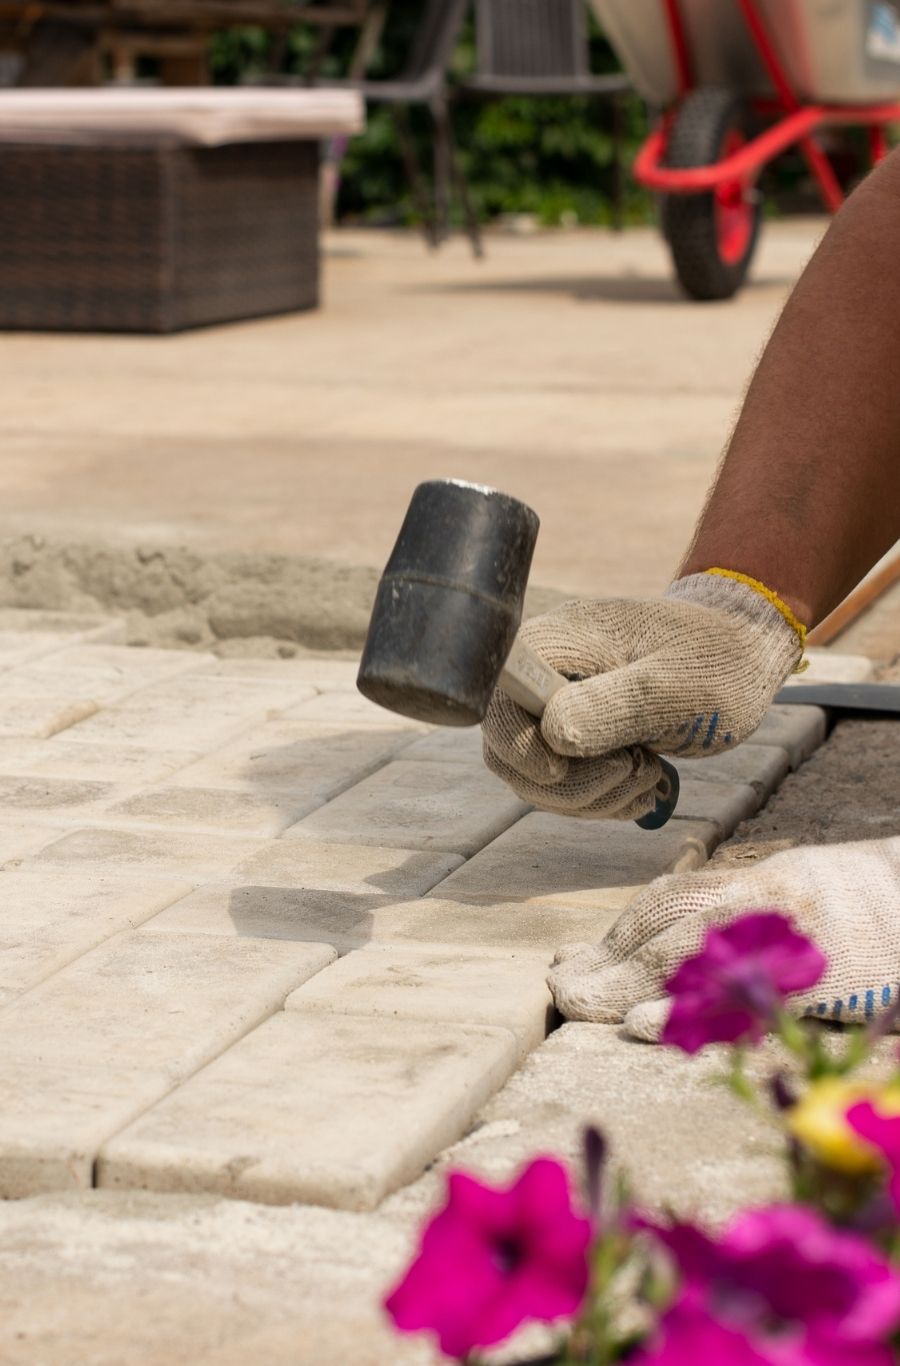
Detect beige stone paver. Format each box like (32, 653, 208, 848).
(288, 759, 530, 856)
(0, 869, 191, 1005)
(63, 673, 317, 752)
(0, 695, 100, 739)
(747, 703, 827, 768)
(98, 1012, 518, 1209)
(0, 931, 336, 1197)
(164, 718, 421, 802)
(674, 743, 790, 800)
(288, 690, 432, 729)
(670, 777, 759, 838)
(285, 944, 554, 1059)
(28, 827, 265, 882)
(426, 811, 718, 909)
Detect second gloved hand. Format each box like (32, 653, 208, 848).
(482, 572, 803, 820)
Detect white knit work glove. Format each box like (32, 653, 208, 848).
(481, 574, 802, 820)
(549, 838, 900, 1038)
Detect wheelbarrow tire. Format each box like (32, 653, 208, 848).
(662, 88, 762, 302)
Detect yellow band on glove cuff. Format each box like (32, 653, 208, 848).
(704, 567, 809, 668)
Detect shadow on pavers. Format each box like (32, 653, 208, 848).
(223, 726, 464, 953)
(404, 273, 795, 306)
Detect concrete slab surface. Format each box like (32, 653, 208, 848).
(0, 223, 824, 624)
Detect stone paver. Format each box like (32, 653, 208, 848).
(288, 691, 431, 729)
(0, 869, 191, 1006)
(0, 931, 336, 1197)
(288, 760, 529, 856)
(382, 1023, 788, 1230)
(674, 743, 790, 800)
(63, 674, 316, 752)
(285, 945, 554, 1059)
(98, 1012, 518, 1210)
(0, 823, 69, 867)
(400, 727, 485, 764)
(671, 777, 760, 838)
(27, 827, 264, 883)
(164, 718, 421, 803)
(747, 703, 827, 769)
(0, 696, 99, 740)
(0, 643, 208, 705)
(0, 612, 125, 671)
(0, 737, 202, 785)
(427, 811, 719, 909)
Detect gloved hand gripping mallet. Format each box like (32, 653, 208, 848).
(357, 480, 679, 831)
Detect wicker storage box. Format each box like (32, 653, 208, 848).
(0, 90, 364, 333)
(0, 133, 320, 333)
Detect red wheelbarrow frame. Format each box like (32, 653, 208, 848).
(634, 0, 900, 213)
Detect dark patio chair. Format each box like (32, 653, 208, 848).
(311, 0, 481, 254)
(458, 0, 633, 228)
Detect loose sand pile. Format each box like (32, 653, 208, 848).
(0, 534, 568, 657)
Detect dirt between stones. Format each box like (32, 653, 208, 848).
(0, 534, 569, 657)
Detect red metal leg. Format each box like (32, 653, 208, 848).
(798, 133, 844, 212)
(662, 0, 692, 96)
(733, 0, 844, 211)
(634, 103, 900, 195)
(871, 124, 891, 165)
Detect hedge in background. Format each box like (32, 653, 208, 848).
(210, 2, 653, 227)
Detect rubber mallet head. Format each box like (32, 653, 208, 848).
(357, 479, 539, 726)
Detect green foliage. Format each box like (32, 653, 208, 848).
(210, 2, 653, 227)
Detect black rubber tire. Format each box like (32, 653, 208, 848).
(661, 88, 763, 302)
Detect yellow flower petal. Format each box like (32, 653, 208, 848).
(787, 1078, 900, 1175)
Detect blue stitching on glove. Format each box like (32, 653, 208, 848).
(702, 712, 719, 749)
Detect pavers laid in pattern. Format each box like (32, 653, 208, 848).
(0, 931, 335, 1197)
(289, 759, 530, 857)
(285, 945, 554, 1059)
(99, 1011, 519, 1209)
(0, 868, 191, 1005)
(164, 718, 421, 804)
(0, 613, 859, 1227)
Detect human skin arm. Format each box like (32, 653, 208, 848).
(679, 147, 900, 628)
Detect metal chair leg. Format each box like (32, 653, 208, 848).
(395, 105, 439, 248)
(431, 97, 453, 245)
(611, 92, 625, 233)
(444, 108, 484, 258)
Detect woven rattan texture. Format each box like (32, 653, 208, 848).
(0, 137, 319, 333)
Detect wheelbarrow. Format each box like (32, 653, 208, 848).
(591, 0, 900, 299)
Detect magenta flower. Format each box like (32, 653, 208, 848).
(384, 1157, 592, 1358)
(847, 1100, 900, 1212)
(661, 911, 827, 1054)
(636, 1204, 900, 1365)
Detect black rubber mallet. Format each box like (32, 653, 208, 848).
(357, 479, 680, 830)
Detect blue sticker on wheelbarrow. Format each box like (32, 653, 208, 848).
(868, 1, 900, 62)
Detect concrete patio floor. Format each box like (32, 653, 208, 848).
(0, 221, 825, 600)
(0, 607, 881, 1364)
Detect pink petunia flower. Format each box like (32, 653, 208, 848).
(661, 910, 827, 1054)
(847, 1100, 900, 1213)
(635, 1203, 900, 1365)
(384, 1157, 592, 1359)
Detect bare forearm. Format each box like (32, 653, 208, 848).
(680, 149, 900, 628)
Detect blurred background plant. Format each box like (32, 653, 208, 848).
(208, 1, 654, 228)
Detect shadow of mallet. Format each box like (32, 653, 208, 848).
(357, 479, 679, 830)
